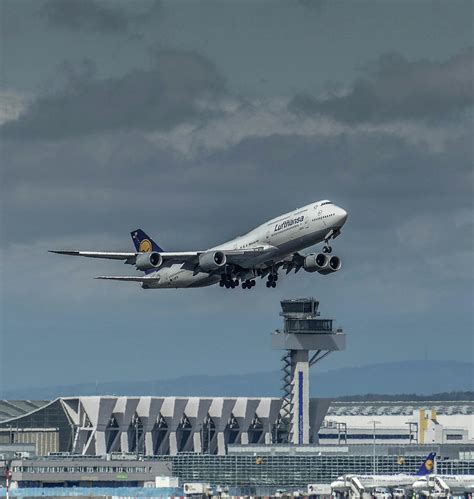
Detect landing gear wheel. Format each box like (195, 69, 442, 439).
(271, 281, 276, 288)
(242, 282, 247, 289)
(266, 281, 271, 288)
(327, 245, 332, 253)
(251, 280, 256, 287)
(219, 280, 224, 287)
(225, 282, 231, 289)
(323, 245, 332, 253)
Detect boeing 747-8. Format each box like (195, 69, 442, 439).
(51, 200, 347, 290)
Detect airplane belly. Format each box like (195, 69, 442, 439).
(276, 228, 327, 254)
(167, 266, 218, 288)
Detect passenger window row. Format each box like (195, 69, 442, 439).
(312, 213, 335, 222)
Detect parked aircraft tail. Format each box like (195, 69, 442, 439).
(416, 452, 436, 476)
(130, 229, 164, 253)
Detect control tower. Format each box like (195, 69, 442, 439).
(272, 298, 345, 445)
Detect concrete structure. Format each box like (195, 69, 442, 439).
(272, 298, 345, 445)
(0, 396, 330, 457)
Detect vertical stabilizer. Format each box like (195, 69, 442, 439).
(130, 229, 164, 252)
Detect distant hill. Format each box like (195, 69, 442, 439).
(3, 360, 473, 400)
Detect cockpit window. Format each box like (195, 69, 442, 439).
(321, 201, 332, 206)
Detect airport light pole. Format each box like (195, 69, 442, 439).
(4, 461, 12, 499)
(370, 420, 380, 474)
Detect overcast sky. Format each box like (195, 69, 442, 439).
(0, 0, 473, 395)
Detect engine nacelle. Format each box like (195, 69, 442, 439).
(135, 251, 163, 270)
(199, 250, 226, 272)
(317, 255, 342, 275)
(303, 253, 329, 273)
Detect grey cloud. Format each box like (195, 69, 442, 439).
(2, 125, 472, 250)
(290, 49, 474, 123)
(40, 0, 160, 33)
(1, 50, 226, 139)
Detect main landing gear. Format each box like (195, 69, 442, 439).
(266, 273, 278, 288)
(242, 279, 256, 290)
(219, 275, 255, 290)
(219, 275, 239, 289)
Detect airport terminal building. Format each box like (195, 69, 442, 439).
(1, 396, 473, 488)
(1, 301, 473, 489)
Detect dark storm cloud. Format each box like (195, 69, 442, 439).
(0, 50, 225, 139)
(40, 0, 160, 33)
(290, 49, 474, 123)
(2, 125, 472, 250)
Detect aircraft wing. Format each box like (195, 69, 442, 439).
(50, 250, 137, 260)
(279, 252, 306, 273)
(50, 247, 270, 267)
(49, 250, 200, 264)
(95, 276, 162, 282)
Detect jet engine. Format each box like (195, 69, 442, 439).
(135, 251, 163, 270)
(303, 253, 329, 272)
(199, 250, 226, 271)
(317, 255, 342, 275)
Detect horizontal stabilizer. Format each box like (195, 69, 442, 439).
(95, 276, 161, 282)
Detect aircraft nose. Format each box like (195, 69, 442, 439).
(338, 207, 348, 226)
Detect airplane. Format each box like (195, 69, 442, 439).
(50, 199, 348, 290)
(412, 473, 474, 497)
(330, 452, 436, 495)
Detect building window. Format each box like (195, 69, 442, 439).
(446, 434, 463, 440)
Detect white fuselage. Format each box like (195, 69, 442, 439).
(144, 200, 347, 288)
(412, 475, 474, 495)
(331, 474, 421, 492)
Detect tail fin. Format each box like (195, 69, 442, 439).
(130, 229, 164, 253)
(416, 452, 436, 476)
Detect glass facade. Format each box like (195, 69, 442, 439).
(285, 319, 333, 333)
(281, 302, 314, 314)
(160, 454, 474, 487)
